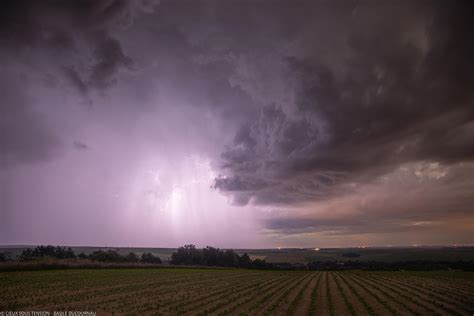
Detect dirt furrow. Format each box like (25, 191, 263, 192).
(250, 272, 311, 315)
(308, 270, 324, 315)
(31, 271, 259, 312)
(337, 271, 376, 316)
(332, 273, 358, 316)
(291, 272, 322, 316)
(162, 272, 272, 314)
(371, 274, 469, 315)
(326, 272, 352, 316)
(406, 276, 474, 297)
(14, 270, 253, 310)
(360, 274, 449, 315)
(314, 272, 332, 316)
(344, 272, 409, 316)
(223, 272, 305, 315)
(384, 274, 474, 310)
(279, 272, 319, 315)
(187, 273, 291, 315)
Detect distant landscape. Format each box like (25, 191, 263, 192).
(3, 244, 474, 262)
(2, 245, 474, 271)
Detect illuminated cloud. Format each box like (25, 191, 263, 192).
(0, 0, 473, 247)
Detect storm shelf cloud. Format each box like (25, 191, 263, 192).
(0, 0, 473, 248)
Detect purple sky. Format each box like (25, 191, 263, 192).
(1, 0, 473, 248)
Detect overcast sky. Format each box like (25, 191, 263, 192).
(1, 0, 473, 248)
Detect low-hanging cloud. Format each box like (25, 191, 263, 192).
(214, 1, 474, 208)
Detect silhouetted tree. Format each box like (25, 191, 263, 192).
(252, 258, 270, 269)
(141, 252, 162, 264)
(342, 252, 360, 258)
(77, 252, 88, 260)
(171, 244, 203, 265)
(223, 249, 240, 267)
(125, 252, 139, 262)
(88, 250, 126, 262)
(19, 245, 76, 261)
(170, 245, 274, 269)
(239, 253, 252, 268)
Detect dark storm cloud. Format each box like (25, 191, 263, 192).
(1, 0, 473, 247)
(0, 0, 153, 94)
(262, 161, 474, 239)
(214, 0, 474, 206)
(89, 33, 133, 90)
(0, 74, 61, 167)
(0, 0, 157, 165)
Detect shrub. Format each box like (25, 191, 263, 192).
(88, 250, 127, 262)
(170, 245, 273, 269)
(141, 252, 162, 264)
(19, 246, 76, 261)
(125, 252, 139, 262)
(342, 253, 361, 258)
(77, 252, 88, 259)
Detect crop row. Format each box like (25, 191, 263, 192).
(1, 269, 473, 315)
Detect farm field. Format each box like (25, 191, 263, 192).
(1, 269, 473, 315)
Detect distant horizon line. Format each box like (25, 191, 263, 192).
(1, 244, 473, 250)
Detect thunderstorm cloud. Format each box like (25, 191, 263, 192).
(1, 0, 473, 247)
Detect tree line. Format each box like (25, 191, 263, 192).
(19, 245, 76, 261)
(8, 244, 272, 269)
(14, 245, 161, 264)
(170, 244, 272, 269)
(3, 245, 473, 271)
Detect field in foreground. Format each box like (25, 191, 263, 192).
(1, 269, 473, 315)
